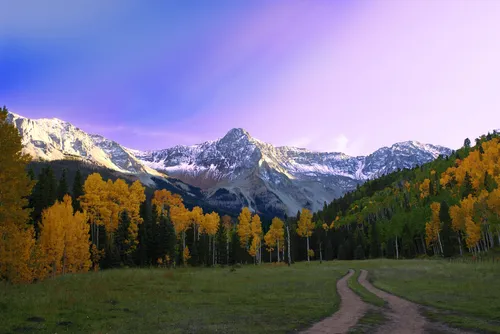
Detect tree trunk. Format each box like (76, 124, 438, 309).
(395, 236, 399, 259)
(437, 231, 443, 256)
(306, 236, 310, 262)
(213, 236, 216, 266)
(457, 232, 463, 256)
(319, 242, 323, 264)
(277, 239, 280, 262)
(421, 236, 426, 255)
(226, 235, 230, 265)
(259, 240, 262, 264)
(286, 224, 291, 266)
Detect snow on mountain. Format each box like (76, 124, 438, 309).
(135, 128, 451, 215)
(6, 111, 451, 216)
(6, 112, 163, 185)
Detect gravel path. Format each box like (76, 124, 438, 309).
(301, 269, 368, 334)
(358, 269, 428, 334)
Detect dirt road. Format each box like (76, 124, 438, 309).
(301, 269, 368, 334)
(358, 269, 427, 333)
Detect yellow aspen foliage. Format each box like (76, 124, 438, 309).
(264, 230, 275, 253)
(425, 202, 441, 247)
(487, 188, 500, 217)
(170, 205, 191, 236)
(0, 107, 37, 283)
(251, 214, 263, 238)
(37, 196, 91, 280)
(80, 173, 109, 231)
(308, 249, 315, 259)
(249, 237, 260, 258)
(152, 189, 184, 216)
(65, 209, 91, 274)
(237, 207, 252, 248)
(200, 212, 219, 236)
(465, 216, 481, 249)
(296, 209, 314, 238)
(183, 246, 191, 264)
(0, 225, 36, 283)
(190, 206, 204, 234)
(271, 217, 285, 252)
(419, 179, 431, 199)
(297, 208, 314, 261)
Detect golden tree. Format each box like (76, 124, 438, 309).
(250, 214, 263, 263)
(237, 207, 252, 249)
(425, 202, 443, 255)
(296, 208, 314, 262)
(0, 106, 36, 283)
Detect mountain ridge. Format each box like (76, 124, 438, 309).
(6, 111, 453, 216)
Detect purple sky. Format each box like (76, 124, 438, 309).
(1, 0, 500, 156)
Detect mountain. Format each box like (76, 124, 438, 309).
(134, 128, 452, 216)
(6, 111, 452, 217)
(6, 112, 162, 186)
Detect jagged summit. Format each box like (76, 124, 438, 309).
(5, 110, 452, 216)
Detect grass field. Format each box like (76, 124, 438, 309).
(2, 259, 500, 333)
(347, 269, 385, 308)
(0, 263, 344, 334)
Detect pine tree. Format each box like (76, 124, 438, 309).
(461, 172, 474, 199)
(57, 169, 69, 202)
(439, 201, 454, 257)
(72, 169, 84, 212)
(369, 221, 380, 258)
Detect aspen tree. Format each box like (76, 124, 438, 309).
(296, 208, 314, 262)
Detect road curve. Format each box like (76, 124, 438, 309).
(358, 269, 427, 334)
(302, 269, 368, 334)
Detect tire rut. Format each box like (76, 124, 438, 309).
(358, 269, 429, 334)
(302, 269, 368, 334)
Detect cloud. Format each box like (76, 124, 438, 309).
(331, 134, 349, 153)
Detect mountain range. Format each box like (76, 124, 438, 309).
(6, 112, 452, 217)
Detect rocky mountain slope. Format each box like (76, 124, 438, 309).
(6, 112, 163, 186)
(134, 128, 452, 216)
(7, 111, 452, 217)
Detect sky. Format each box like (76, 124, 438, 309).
(1, 0, 500, 156)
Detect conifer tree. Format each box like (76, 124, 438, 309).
(72, 169, 84, 212)
(57, 169, 69, 202)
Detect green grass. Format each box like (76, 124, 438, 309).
(347, 270, 385, 307)
(2, 259, 500, 333)
(0, 263, 343, 334)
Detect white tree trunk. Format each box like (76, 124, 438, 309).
(306, 236, 310, 262)
(213, 236, 216, 266)
(437, 231, 443, 256)
(395, 236, 399, 259)
(286, 224, 291, 266)
(277, 239, 280, 262)
(319, 242, 323, 264)
(457, 232, 463, 256)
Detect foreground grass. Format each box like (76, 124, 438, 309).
(0, 263, 343, 334)
(341, 259, 500, 333)
(347, 270, 385, 308)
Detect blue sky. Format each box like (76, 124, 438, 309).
(1, 0, 500, 155)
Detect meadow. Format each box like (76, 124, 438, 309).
(1, 259, 500, 333)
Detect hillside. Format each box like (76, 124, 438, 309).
(309, 131, 500, 261)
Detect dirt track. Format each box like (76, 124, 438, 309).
(358, 269, 427, 333)
(301, 269, 368, 334)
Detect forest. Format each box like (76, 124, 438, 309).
(2, 105, 500, 284)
